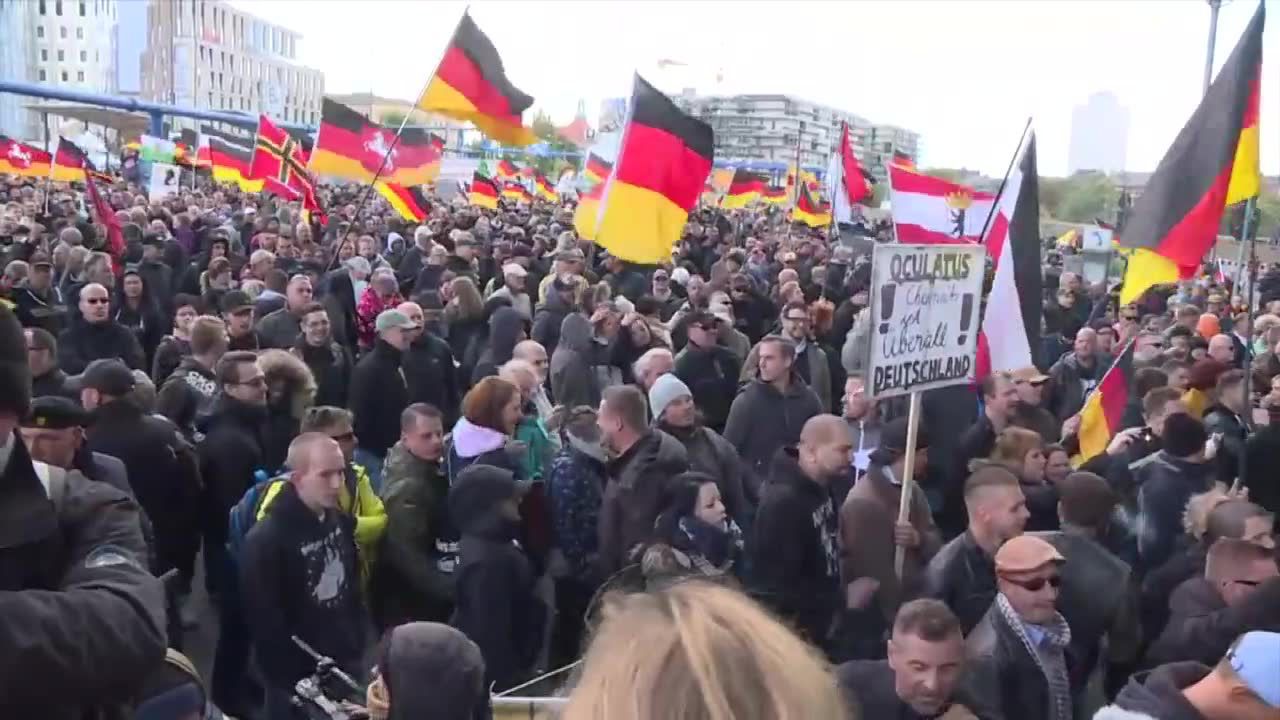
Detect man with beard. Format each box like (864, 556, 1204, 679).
(648, 373, 751, 525)
(56, 282, 145, 374)
(837, 600, 994, 719)
(748, 414, 852, 649)
(924, 466, 1031, 633)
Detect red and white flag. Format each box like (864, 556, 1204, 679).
(976, 131, 1042, 378)
(888, 166, 995, 244)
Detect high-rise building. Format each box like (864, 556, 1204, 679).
(670, 92, 921, 181)
(138, 0, 324, 128)
(0, 0, 120, 142)
(1068, 91, 1129, 175)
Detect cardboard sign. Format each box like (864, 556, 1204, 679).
(866, 243, 986, 398)
(148, 162, 180, 200)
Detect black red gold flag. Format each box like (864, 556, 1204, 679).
(721, 168, 767, 209)
(376, 181, 431, 223)
(470, 172, 500, 209)
(312, 98, 442, 185)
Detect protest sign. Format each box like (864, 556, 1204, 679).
(866, 243, 985, 398)
(148, 163, 181, 200)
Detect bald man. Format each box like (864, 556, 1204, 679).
(240, 433, 366, 718)
(512, 339, 555, 423)
(396, 301, 461, 423)
(748, 414, 852, 647)
(1208, 334, 1236, 365)
(57, 282, 146, 374)
(1047, 326, 1101, 422)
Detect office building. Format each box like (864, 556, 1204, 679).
(139, 0, 324, 128)
(0, 0, 120, 142)
(1068, 91, 1129, 175)
(671, 92, 921, 181)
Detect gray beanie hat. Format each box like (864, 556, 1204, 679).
(648, 373, 692, 422)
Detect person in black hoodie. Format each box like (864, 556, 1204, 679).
(114, 268, 167, 370)
(747, 414, 851, 650)
(1098, 631, 1280, 720)
(24, 327, 76, 400)
(368, 622, 490, 720)
(470, 305, 526, 386)
(242, 433, 366, 720)
(531, 272, 578, 359)
(291, 303, 352, 409)
(449, 464, 547, 693)
(136, 233, 173, 315)
(151, 293, 201, 384)
(57, 282, 146, 374)
(350, 309, 415, 489)
(1136, 413, 1218, 573)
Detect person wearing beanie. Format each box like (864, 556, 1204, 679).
(837, 416, 941, 659)
(367, 622, 489, 720)
(649, 373, 751, 526)
(448, 464, 547, 693)
(0, 303, 166, 718)
(1135, 412, 1217, 574)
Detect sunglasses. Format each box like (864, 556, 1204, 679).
(329, 431, 356, 442)
(83, 297, 110, 305)
(1004, 574, 1062, 592)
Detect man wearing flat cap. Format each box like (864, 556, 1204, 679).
(20, 395, 132, 499)
(838, 416, 942, 659)
(965, 535, 1079, 720)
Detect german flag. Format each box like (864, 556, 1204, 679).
(721, 168, 767, 209)
(595, 74, 713, 264)
(583, 153, 612, 184)
(469, 172, 499, 209)
(1074, 339, 1135, 462)
(762, 185, 788, 205)
(502, 180, 531, 203)
(375, 181, 431, 223)
(1117, 3, 1263, 304)
(416, 12, 537, 146)
(205, 128, 263, 192)
(0, 135, 52, 178)
(496, 158, 519, 179)
(51, 137, 90, 181)
(891, 150, 916, 171)
(312, 98, 442, 185)
(574, 176, 605, 241)
(534, 172, 557, 201)
(794, 182, 832, 227)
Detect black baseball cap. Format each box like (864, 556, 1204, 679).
(219, 290, 254, 313)
(70, 359, 136, 397)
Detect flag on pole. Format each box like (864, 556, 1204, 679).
(415, 12, 537, 146)
(976, 131, 1042, 379)
(1116, 2, 1263, 304)
(83, 165, 125, 269)
(469, 172, 500, 209)
(721, 168, 767, 209)
(887, 166, 996, 244)
(762, 186, 788, 205)
(574, 179, 605, 241)
(51, 137, 90, 181)
(583, 153, 612, 184)
(496, 158, 519, 179)
(534, 172, 557, 201)
(891, 149, 916, 170)
(837, 122, 871, 205)
(0, 135, 52, 178)
(203, 126, 263, 192)
(249, 114, 320, 213)
(312, 98, 443, 185)
(1074, 340, 1136, 462)
(375, 181, 431, 223)
(595, 74, 713, 264)
(793, 182, 832, 227)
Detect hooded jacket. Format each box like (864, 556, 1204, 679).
(1134, 452, 1216, 572)
(550, 313, 605, 410)
(378, 623, 490, 720)
(446, 418, 522, 483)
(449, 467, 547, 692)
(151, 333, 190, 385)
(531, 287, 573, 358)
(470, 306, 525, 385)
(747, 447, 841, 646)
(673, 341, 741, 433)
(113, 281, 166, 365)
(241, 481, 365, 691)
(546, 443, 608, 581)
(596, 429, 689, 576)
(1095, 662, 1210, 720)
(293, 337, 353, 409)
(258, 349, 317, 470)
(723, 372, 824, 479)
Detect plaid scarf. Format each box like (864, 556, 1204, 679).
(995, 593, 1073, 720)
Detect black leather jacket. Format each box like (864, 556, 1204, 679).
(922, 531, 998, 634)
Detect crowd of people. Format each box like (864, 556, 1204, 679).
(1, 167, 1279, 720)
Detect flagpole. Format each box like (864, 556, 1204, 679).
(789, 119, 803, 244)
(976, 117, 1031, 244)
(331, 9, 467, 265)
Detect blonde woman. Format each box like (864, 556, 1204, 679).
(986, 426, 1058, 532)
(563, 582, 852, 720)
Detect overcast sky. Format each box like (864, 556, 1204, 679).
(230, 0, 1276, 178)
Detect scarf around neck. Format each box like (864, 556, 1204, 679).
(994, 593, 1072, 720)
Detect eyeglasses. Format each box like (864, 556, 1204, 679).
(1004, 574, 1062, 592)
(783, 316, 809, 323)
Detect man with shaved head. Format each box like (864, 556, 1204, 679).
(1047, 326, 1101, 422)
(397, 300, 460, 425)
(512, 339, 554, 423)
(57, 281, 145, 374)
(1208, 333, 1236, 365)
(748, 413, 852, 648)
